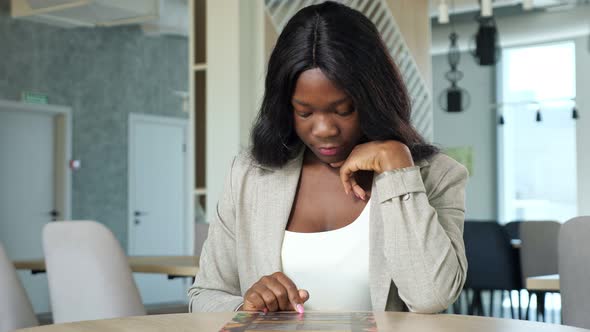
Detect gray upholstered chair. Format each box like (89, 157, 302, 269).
(558, 216, 590, 329)
(519, 220, 560, 321)
(0, 242, 39, 332)
(43, 221, 146, 323)
(194, 221, 210, 258)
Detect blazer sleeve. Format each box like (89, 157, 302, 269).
(188, 156, 244, 312)
(374, 155, 468, 313)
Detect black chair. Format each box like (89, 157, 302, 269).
(503, 221, 523, 241)
(463, 221, 523, 318)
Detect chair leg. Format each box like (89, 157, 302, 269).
(470, 290, 478, 315)
(508, 290, 514, 319)
(471, 290, 484, 316)
(535, 292, 539, 321)
(467, 289, 475, 315)
(489, 290, 494, 317)
(537, 292, 546, 322)
(477, 291, 486, 316)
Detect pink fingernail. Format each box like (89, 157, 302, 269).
(296, 304, 304, 314)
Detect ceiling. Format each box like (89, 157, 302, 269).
(429, 0, 590, 22)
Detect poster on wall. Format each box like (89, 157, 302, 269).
(445, 146, 474, 176)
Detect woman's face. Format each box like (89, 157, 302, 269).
(292, 68, 363, 164)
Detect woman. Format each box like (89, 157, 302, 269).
(189, 1, 468, 314)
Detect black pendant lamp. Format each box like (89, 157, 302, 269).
(536, 108, 542, 122)
(572, 106, 579, 119)
(471, 16, 500, 66)
(439, 32, 470, 112)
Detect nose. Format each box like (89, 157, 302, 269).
(311, 114, 339, 139)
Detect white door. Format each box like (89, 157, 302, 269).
(0, 108, 55, 313)
(129, 113, 188, 304)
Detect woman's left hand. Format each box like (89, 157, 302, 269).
(330, 140, 414, 200)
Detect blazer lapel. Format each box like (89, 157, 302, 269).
(253, 151, 304, 275)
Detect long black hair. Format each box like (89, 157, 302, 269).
(251, 1, 438, 167)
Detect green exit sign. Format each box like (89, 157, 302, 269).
(22, 91, 49, 104)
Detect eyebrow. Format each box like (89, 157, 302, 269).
(292, 97, 350, 108)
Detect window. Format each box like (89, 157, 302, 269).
(498, 41, 577, 223)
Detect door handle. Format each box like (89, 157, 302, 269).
(134, 211, 148, 225)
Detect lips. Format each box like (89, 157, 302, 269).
(317, 146, 340, 156)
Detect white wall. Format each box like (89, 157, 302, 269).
(432, 52, 498, 220)
(576, 36, 590, 217)
(206, 0, 266, 222)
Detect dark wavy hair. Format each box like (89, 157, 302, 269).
(251, 1, 438, 167)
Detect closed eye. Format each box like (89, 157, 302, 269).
(296, 111, 312, 118)
(336, 109, 355, 117)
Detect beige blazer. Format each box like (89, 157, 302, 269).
(189, 150, 468, 313)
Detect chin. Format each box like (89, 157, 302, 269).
(305, 145, 349, 164)
(315, 153, 346, 165)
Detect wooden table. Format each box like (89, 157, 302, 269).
(526, 274, 560, 292)
(14, 312, 590, 332)
(14, 256, 199, 279)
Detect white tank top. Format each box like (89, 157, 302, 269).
(281, 200, 372, 311)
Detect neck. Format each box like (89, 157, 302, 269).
(303, 148, 340, 172)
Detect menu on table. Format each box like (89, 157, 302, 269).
(219, 311, 378, 332)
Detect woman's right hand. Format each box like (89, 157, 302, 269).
(242, 272, 309, 313)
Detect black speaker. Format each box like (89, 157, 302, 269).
(447, 90, 462, 113)
(475, 25, 497, 65)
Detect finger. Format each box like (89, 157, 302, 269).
(274, 273, 305, 313)
(339, 162, 360, 195)
(264, 277, 292, 311)
(254, 283, 280, 312)
(351, 178, 366, 201)
(244, 291, 267, 311)
(260, 287, 280, 312)
(298, 289, 310, 303)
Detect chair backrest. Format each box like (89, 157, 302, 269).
(194, 221, 209, 258)
(0, 242, 39, 332)
(463, 220, 522, 290)
(559, 216, 590, 329)
(519, 221, 560, 284)
(43, 221, 146, 323)
(503, 221, 523, 240)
